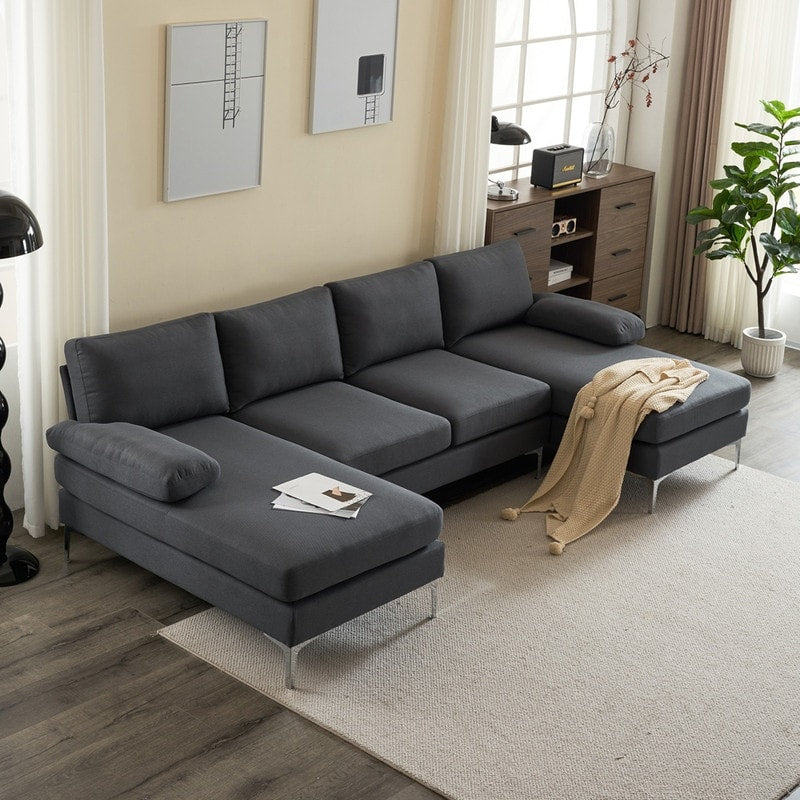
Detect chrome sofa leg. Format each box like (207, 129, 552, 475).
(429, 581, 439, 619)
(648, 476, 665, 514)
(525, 447, 543, 479)
(733, 439, 742, 470)
(64, 525, 72, 564)
(263, 633, 304, 690)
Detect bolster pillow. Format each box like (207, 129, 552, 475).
(525, 293, 645, 346)
(46, 420, 221, 502)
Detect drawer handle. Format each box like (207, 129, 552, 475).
(615, 202, 637, 210)
(611, 248, 632, 257)
(608, 293, 628, 302)
(512, 227, 537, 237)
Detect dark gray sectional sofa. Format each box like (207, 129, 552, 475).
(47, 239, 750, 687)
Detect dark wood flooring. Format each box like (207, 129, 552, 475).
(1, 328, 798, 800)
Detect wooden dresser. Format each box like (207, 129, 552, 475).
(485, 164, 654, 314)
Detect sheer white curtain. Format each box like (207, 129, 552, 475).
(5, 0, 109, 538)
(433, 0, 495, 255)
(704, 0, 799, 347)
(771, 11, 800, 349)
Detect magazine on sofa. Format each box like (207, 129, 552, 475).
(272, 473, 372, 516)
(271, 492, 368, 519)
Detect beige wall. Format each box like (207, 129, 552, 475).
(103, 1, 452, 331)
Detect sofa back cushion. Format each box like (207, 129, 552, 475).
(64, 313, 229, 428)
(327, 260, 444, 376)
(431, 239, 533, 347)
(214, 287, 344, 411)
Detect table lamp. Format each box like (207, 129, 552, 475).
(488, 115, 531, 201)
(0, 191, 43, 586)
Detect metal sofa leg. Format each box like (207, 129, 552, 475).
(263, 633, 305, 690)
(648, 476, 664, 514)
(265, 580, 441, 690)
(430, 581, 439, 619)
(648, 438, 743, 514)
(64, 525, 72, 564)
(525, 447, 543, 479)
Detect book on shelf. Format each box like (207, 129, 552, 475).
(272, 473, 372, 518)
(548, 257, 573, 286)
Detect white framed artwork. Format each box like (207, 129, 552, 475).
(164, 19, 267, 202)
(309, 0, 398, 134)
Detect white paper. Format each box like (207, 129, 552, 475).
(272, 473, 371, 512)
(271, 492, 365, 519)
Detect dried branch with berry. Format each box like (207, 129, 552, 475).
(601, 38, 670, 126)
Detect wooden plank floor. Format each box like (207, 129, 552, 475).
(1, 327, 798, 800)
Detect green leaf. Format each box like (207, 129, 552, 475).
(776, 206, 800, 237)
(732, 141, 776, 160)
(686, 207, 717, 225)
(705, 247, 741, 260)
(695, 225, 724, 241)
(735, 122, 779, 139)
(721, 206, 747, 226)
(709, 177, 734, 190)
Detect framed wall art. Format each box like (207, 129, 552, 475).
(164, 19, 267, 201)
(309, 0, 398, 134)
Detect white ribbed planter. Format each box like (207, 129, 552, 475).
(741, 327, 786, 378)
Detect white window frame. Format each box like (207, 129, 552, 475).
(490, 0, 634, 184)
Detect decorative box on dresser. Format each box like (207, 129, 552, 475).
(485, 163, 654, 314)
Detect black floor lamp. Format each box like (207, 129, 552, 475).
(0, 191, 43, 586)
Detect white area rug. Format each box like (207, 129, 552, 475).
(160, 456, 800, 800)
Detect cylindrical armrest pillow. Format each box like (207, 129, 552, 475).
(46, 420, 221, 502)
(525, 292, 645, 346)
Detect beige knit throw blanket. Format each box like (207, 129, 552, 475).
(501, 358, 708, 555)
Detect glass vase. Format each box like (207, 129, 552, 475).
(583, 122, 615, 178)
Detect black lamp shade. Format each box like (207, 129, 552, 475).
(490, 115, 531, 146)
(0, 191, 43, 259)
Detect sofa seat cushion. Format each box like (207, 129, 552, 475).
(229, 381, 451, 474)
(53, 416, 443, 604)
(348, 349, 551, 446)
(451, 325, 751, 445)
(46, 420, 220, 502)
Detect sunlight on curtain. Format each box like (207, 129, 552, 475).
(771, 12, 800, 348)
(703, 0, 799, 348)
(4, 0, 109, 537)
(434, 0, 496, 255)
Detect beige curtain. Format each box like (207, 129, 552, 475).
(433, 0, 495, 255)
(659, 0, 732, 333)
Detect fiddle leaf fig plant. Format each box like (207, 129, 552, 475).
(687, 99, 800, 338)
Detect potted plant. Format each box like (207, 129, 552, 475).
(687, 99, 800, 377)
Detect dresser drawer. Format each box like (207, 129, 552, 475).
(485, 202, 553, 277)
(594, 223, 647, 281)
(591, 270, 643, 312)
(597, 177, 652, 234)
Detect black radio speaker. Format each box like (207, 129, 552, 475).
(531, 144, 583, 189)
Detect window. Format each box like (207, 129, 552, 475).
(490, 0, 613, 185)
